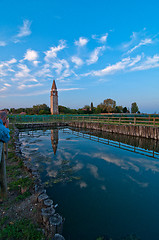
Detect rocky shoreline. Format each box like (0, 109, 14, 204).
(0, 125, 65, 240)
(14, 125, 66, 240)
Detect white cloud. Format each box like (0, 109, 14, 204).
(71, 56, 83, 67)
(122, 29, 147, 50)
(87, 46, 105, 65)
(74, 37, 88, 47)
(92, 57, 131, 76)
(59, 88, 82, 91)
(15, 64, 30, 78)
(82, 53, 159, 77)
(122, 31, 138, 49)
(83, 55, 142, 77)
(99, 33, 108, 43)
(4, 83, 11, 87)
(24, 49, 38, 61)
(49, 59, 73, 82)
(16, 20, 32, 38)
(0, 41, 7, 47)
(44, 40, 66, 61)
(57, 69, 71, 81)
(11, 77, 38, 83)
(7, 58, 17, 64)
(128, 55, 142, 67)
(33, 61, 40, 66)
(52, 59, 69, 75)
(131, 54, 159, 71)
(36, 64, 52, 77)
(92, 33, 108, 43)
(18, 83, 42, 90)
(0, 86, 7, 92)
(0, 58, 17, 76)
(1, 87, 83, 97)
(127, 38, 153, 54)
(0, 58, 17, 68)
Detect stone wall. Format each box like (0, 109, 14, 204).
(69, 122, 159, 140)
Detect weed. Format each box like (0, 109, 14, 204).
(15, 191, 31, 201)
(6, 165, 19, 171)
(0, 217, 9, 227)
(8, 177, 33, 191)
(0, 218, 44, 240)
(8, 152, 15, 159)
(18, 159, 23, 168)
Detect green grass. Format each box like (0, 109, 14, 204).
(6, 156, 25, 180)
(0, 217, 9, 227)
(15, 191, 31, 202)
(0, 219, 44, 240)
(18, 159, 24, 168)
(8, 177, 33, 191)
(8, 152, 15, 159)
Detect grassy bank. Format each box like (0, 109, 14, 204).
(0, 126, 45, 240)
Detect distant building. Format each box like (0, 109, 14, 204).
(50, 80, 59, 115)
(20, 112, 26, 115)
(0, 109, 9, 114)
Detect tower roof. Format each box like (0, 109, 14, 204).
(51, 80, 57, 90)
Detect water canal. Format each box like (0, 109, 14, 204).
(19, 127, 159, 240)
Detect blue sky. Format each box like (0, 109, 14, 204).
(0, 0, 159, 113)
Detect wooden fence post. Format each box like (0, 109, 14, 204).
(0, 142, 7, 200)
(134, 117, 136, 126)
(153, 118, 155, 127)
(4, 143, 8, 160)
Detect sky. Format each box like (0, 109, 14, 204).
(0, 0, 159, 113)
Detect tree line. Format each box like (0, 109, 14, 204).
(8, 99, 140, 115)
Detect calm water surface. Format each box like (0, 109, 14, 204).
(19, 127, 159, 240)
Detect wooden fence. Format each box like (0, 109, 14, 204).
(9, 114, 159, 127)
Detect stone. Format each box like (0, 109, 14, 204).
(38, 193, 48, 203)
(49, 213, 63, 235)
(41, 207, 55, 223)
(52, 234, 65, 240)
(44, 199, 53, 207)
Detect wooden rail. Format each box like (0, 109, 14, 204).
(0, 142, 7, 199)
(9, 115, 159, 127)
(70, 116, 159, 127)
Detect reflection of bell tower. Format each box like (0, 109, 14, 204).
(50, 80, 59, 115)
(51, 129, 59, 155)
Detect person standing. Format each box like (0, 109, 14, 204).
(0, 111, 10, 143)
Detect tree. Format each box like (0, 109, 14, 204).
(115, 106, 123, 113)
(82, 105, 91, 114)
(123, 107, 128, 113)
(91, 102, 94, 110)
(131, 102, 139, 113)
(94, 105, 102, 114)
(99, 99, 116, 113)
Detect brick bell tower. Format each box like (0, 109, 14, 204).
(50, 80, 59, 115)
